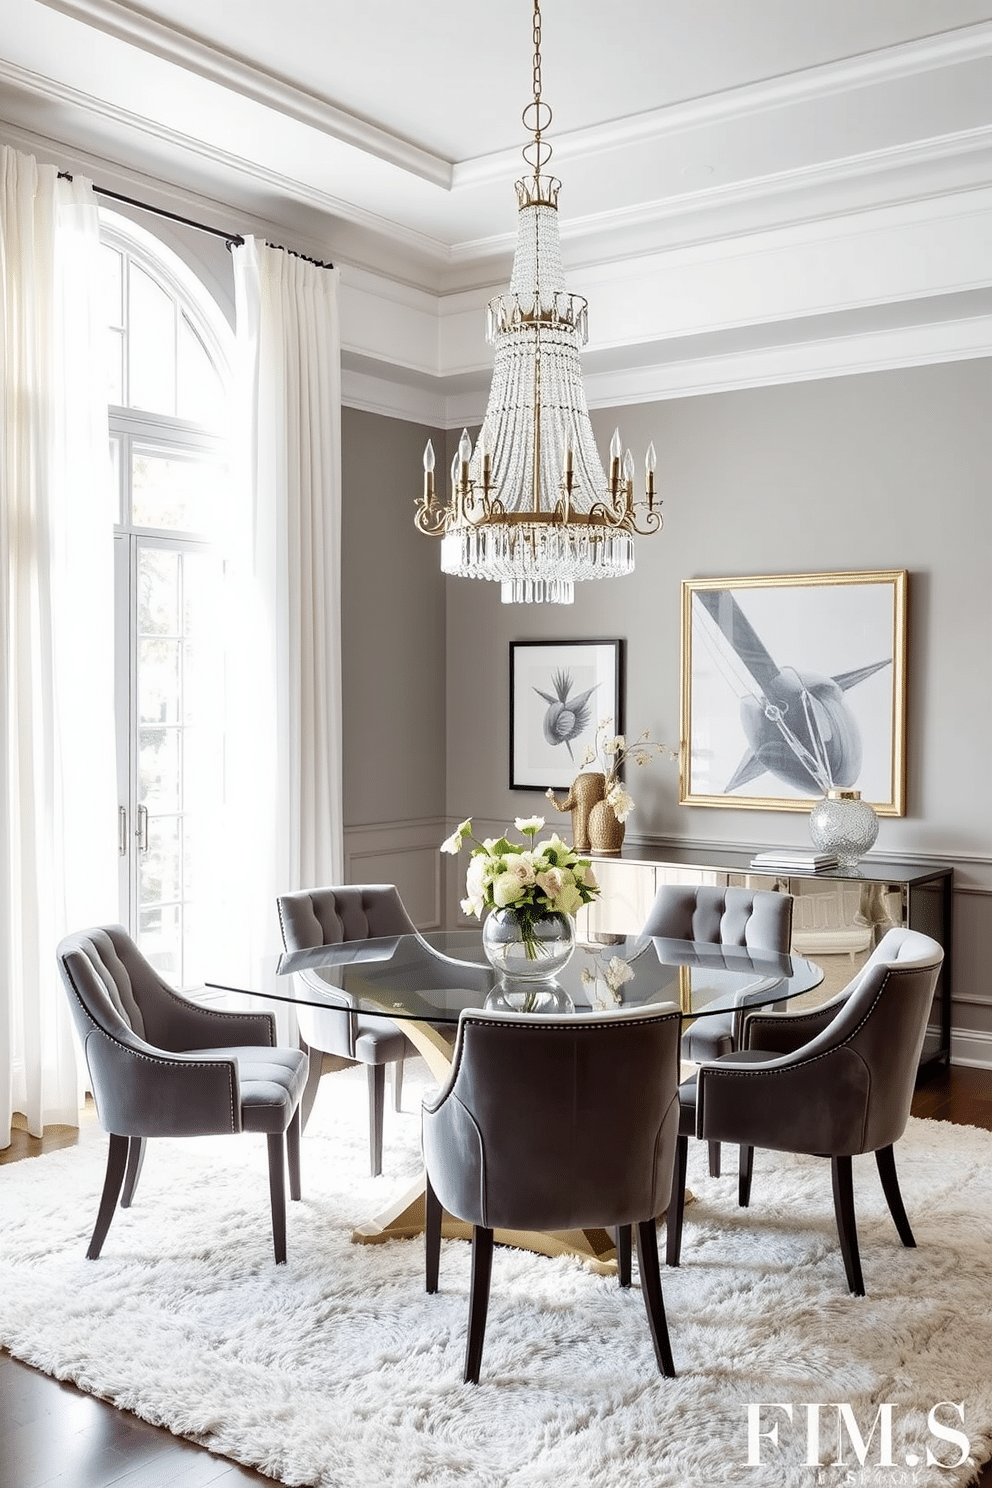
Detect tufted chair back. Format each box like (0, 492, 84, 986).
(641, 884, 793, 952)
(59, 924, 278, 1054)
(275, 884, 417, 1175)
(277, 884, 417, 953)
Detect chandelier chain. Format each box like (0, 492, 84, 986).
(522, 0, 553, 175)
(532, 0, 542, 108)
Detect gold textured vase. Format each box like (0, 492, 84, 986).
(587, 798, 625, 855)
(546, 771, 606, 852)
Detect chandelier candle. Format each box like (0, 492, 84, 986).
(414, 0, 663, 603)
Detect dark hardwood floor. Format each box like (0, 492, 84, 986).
(2, 1065, 992, 1488)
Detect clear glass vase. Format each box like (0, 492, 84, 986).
(482, 907, 576, 1012)
(809, 788, 879, 870)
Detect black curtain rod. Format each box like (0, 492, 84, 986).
(57, 173, 335, 270)
(58, 172, 243, 245)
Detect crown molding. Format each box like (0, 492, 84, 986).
(36, 0, 453, 188)
(452, 126, 992, 273)
(0, 59, 453, 270)
(453, 20, 992, 188)
(44, 0, 992, 203)
(343, 313, 992, 429)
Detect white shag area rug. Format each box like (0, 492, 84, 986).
(2, 1062, 992, 1488)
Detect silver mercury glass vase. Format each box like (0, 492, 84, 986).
(809, 788, 879, 870)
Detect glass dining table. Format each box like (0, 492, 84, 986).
(211, 929, 824, 1272)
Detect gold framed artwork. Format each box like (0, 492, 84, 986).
(679, 570, 907, 815)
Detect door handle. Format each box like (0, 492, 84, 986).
(136, 804, 149, 853)
(118, 806, 128, 856)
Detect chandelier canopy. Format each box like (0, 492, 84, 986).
(414, 0, 662, 604)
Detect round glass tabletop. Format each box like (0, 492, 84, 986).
(214, 929, 824, 1025)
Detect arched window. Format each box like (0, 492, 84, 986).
(102, 212, 234, 987)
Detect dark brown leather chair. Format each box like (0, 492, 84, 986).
(56, 926, 306, 1264)
(422, 1003, 682, 1383)
(276, 884, 417, 1175)
(642, 883, 794, 1185)
(674, 927, 943, 1294)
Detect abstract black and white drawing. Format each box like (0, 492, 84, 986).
(680, 571, 907, 814)
(510, 640, 624, 792)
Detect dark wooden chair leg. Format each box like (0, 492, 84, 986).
(616, 1225, 632, 1287)
(875, 1144, 915, 1248)
(286, 1107, 302, 1202)
(635, 1220, 676, 1378)
(738, 1144, 754, 1208)
(666, 1134, 688, 1267)
(298, 1040, 324, 1132)
(831, 1154, 864, 1296)
(120, 1135, 146, 1209)
(367, 1063, 386, 1177)
(425, 1175, 442, 1293)
(86, 1133, 130, 1259)
(464, 1226, 494, 1385)
(708, 1140, 721, 1178)
(267, 1132, 288, 1264)
(392, 1057, 404, 1113)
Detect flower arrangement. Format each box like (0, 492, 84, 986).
(549, 716, 675, 823)
(440, 815, 600, 957)
(581, 953, 634, 1009)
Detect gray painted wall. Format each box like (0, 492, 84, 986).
(341, 407, 447, 828)
(440, 363, 992, 870)
(414, 360, 991, 1050)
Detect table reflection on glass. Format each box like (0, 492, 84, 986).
(211, 930, 823, 1272)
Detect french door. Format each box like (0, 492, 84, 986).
(115, 530, 226, 989)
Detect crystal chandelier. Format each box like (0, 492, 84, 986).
(414, 0, 662, 604)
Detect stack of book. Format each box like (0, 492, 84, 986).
(749, 848, 839, 873)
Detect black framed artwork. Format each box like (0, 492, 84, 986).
(509, 639, 624, 792)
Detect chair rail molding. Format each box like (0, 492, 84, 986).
(343, 818, 445, 932)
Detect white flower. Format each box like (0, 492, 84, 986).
(551, 881, 584, 916)
(505, 855, 537, 886)
(451, 816, 601, 922)
(535, 866, 565, 899)
(606, 955, 634, 988)
(492, 872, 527, 908)
(606, 783, 635, 821)
(440, 818, 472, 854)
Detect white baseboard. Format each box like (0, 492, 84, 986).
(950, 1029, 992, 1069)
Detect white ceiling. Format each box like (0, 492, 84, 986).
(3, 0, 991, 278)
(3, 0, 992, 415)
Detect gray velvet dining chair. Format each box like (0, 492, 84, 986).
(421, 1003, 683, 1383)
(641, 883, 794, 1181)
(671, 926, 943, 1294)
(276, 883, 417, 1176)
(56, 925, 307, 1264)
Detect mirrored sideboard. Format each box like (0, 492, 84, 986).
(576, 845, 953, 1067)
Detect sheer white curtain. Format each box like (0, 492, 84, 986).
(227, 238, 343, 1008)
(0, 147, 117, 1146)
